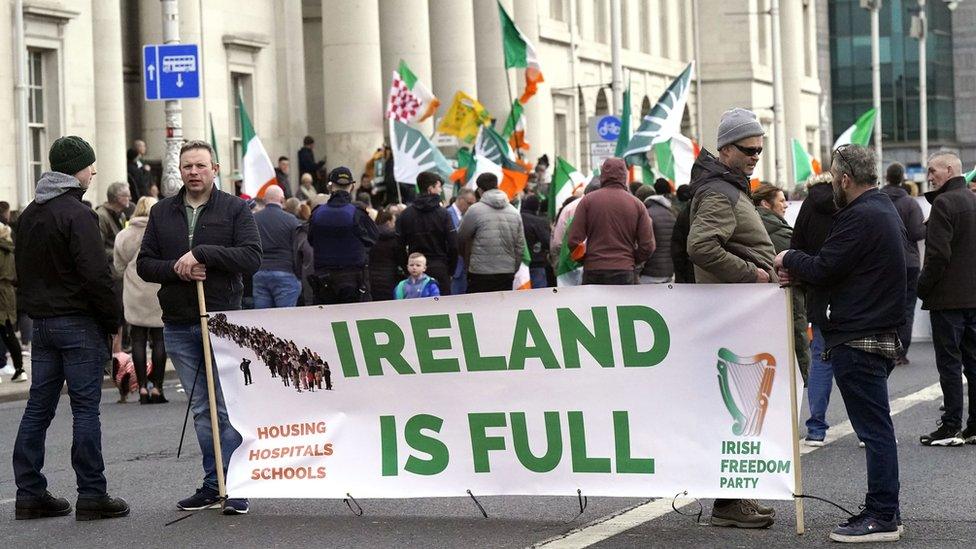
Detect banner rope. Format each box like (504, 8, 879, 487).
(343, 493, 364, 516)
(793, 493, 856, 517)
(176, 355, 205, 459)
(671, 491, 705, 525)
(561, 489, 589, 523)
(466, 489, 488, 518)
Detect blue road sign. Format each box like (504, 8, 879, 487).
(143, 44, 200, 101)
(596, 115, 622, 142)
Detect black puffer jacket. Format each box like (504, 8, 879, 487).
(790, 180, 836, 324)
(396, 193, 458, 271)
(880, 184, 925, 269)
(643, 196, 676, 279)
(521, 211, 551, 268)
(137, 186, 262, 324)
(16, 177, 121, 335)
(671, 205, 694, 283)
(369, 227, 404, 301)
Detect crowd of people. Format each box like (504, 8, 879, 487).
(207, 313, 332, 393)
(4, 104, 976, 544)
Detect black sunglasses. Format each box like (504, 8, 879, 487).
(732, 143, 763, 157)
(833, 145, 858, 182)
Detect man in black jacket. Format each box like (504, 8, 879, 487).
(880, 162, 926, 366)
(13, 136, 129, 521)
(307, 167, 379, 304)
(776, 145, 905, 543)
(395, 172, 458, 294)
(917, 152, 976, 446)
(138, 140, 262, 516)
(519, 194, 551, 288)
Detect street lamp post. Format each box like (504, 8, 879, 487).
(770, 0, 787, 186)
(160, 0, 184, 198)
(860, 0, 884, 177)
(915, 0, 928, 175)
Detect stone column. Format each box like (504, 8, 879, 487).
(322, 0, 384, 172)
(91, 0, 128, 197)
(514, 0, 553, 162)
(275, 0, 308, 177)
(779, 0, 805, 180)
(473, 0, 514, 123)
(428, 0, 478, 107)
(380, 0, 434, 134)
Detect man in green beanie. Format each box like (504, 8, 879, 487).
(12, 135, 130, 521)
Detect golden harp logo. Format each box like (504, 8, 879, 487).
(716, 348, 776, 436)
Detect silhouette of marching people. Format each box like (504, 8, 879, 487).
(209, 314, 333, 393)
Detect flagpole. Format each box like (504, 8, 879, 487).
(502, 68, 525, 162)
(196, 281, 227, 500)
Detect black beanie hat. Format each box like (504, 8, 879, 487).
(49, 136, 96, 176)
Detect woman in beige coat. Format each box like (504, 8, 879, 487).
(114, 197, 167, 403)
(0, 224, 26, 382)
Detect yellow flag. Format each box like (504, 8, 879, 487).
(436, 91, 491, 142)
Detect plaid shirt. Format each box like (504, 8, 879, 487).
(842, 332, 902, 360)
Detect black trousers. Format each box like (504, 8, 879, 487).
(425, 259, 452, 296)
(930, 308, 976, 430)
(312, 268, 371, 305)
(582, 269, 637, 285)
(130, 325, 165, 390)
(466, 272, 515, 293)
(898, 267, 920, 357)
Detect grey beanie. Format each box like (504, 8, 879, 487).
(716, 108, 765, 150)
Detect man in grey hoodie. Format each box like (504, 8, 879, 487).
(457, 174, 525, 293)
(12, 136, 129, 521)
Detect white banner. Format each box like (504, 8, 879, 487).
(209, 285, 797, 500)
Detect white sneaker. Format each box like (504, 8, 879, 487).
(11, 371, 27, 383)
(0, 364, 14, 376)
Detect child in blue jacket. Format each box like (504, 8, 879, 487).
(394, 253, 441, 299)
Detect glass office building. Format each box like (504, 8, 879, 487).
(829, 0, 956, 158)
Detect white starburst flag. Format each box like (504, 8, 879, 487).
(386, 60, 440, 124)
(390, 119, 453, 185)
(621, 62, 694, 167)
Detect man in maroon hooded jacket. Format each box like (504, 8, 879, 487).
(567, 157, 655, 284)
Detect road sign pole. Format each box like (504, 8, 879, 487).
(161, 0, 184, 198)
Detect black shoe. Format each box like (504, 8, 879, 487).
(75, 495, 129, 521)
(962, 425, 976, 445)
(178, 487, 221, 511)
(139, 392, 150, 404)
(149, 392, 168, 404)
(920, 423, 964, 447)
(15, 491, 72, 520)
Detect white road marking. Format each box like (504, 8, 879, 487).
(533, 381, 942, 548)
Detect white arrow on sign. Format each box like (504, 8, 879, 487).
(148, 65, 156, 81)
(176, 73, 183, 88)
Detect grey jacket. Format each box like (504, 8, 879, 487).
(457, 189, 525, 275)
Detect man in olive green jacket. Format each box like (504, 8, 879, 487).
(687, 108, 778, 530)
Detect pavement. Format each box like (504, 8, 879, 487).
(0, 341, 973, 548)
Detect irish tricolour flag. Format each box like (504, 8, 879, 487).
(833, 108, 877, 150)
(498, 1, 544, 104)
(548, 157, 586, 219)
(237, 94, 276, 198)
(791, 138, 821, 183)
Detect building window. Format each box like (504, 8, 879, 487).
(639, 1, 651, 53)
(230, 72, 253, 176)
(27, 49, 48, 184)
(554, 112, 568, 160)
(594, 0, 608, 43)
(550, 0, 565, 21)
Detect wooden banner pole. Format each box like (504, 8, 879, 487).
(197, 280, 227, 499)
(784, 286, 805, 535)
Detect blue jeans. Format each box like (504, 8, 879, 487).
(804, 324, 833, 439)
(252, 270, 302, 309)
(529, 267, 548, 289)
(831, 345, 899, 520)
(452, 259, 467, 295)
(164, 322, 242, 492)
(929, 308, 976, 430)
(13, 316, 110, 498)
